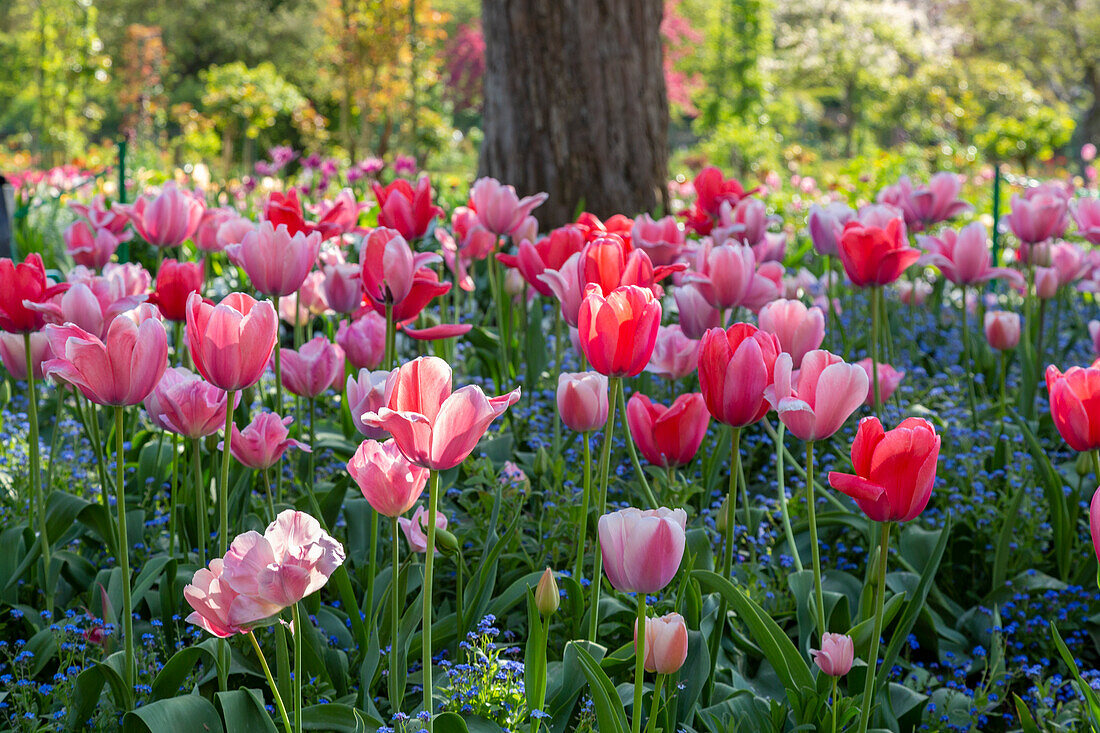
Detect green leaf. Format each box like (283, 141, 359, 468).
(152, 644, 219, 700)
(547, 640, 605, 733)
(1051, 623, 1100, 729)
(434, 712, 470, 733)
(524, 590, 548, 717)
(1013, 694, 1042, 733)
(122, 695, 223, 733)
(216, 689, 277, 733)
(990, 480, 1027, 592)
(572, 643, 629, 733)
(302, 702, 376, 731)
(1010, 409, 1072, 579)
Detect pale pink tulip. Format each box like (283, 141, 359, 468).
(855, 358, 905, 406)
(556, 371, 609, 433)
(469, 177, 549, 236)
(634, 612, 689, 674)
(184, 558, 254, 638)
(645, 325, 700, 380)
(757, 299, 825, 368)
(347, 439, 430, 517)
(0, 331, 51, 380)
(598, 507, 686, 594)
(398, 505, 448, 553)
(811, 633, 854, 677)
(766, 350, 867, 441)
(226, 221, 322, 298)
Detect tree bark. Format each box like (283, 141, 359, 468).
(479, 0, 670, 227)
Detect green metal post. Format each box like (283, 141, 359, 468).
(117, 140, 129, 263)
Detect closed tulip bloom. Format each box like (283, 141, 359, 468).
(626, 392, 710, 467)
(757, 299, 825, 368)
(65, 221, 119, 270)
(1035, 266, 1060, 299)
(766, 350, 867, 441)
(984, 311, 1021, 351)
(322, 262, 362, 314)
(646, 324, 700, 380)
(686, 241, 756, 309)
(193, 207, 236, 252)
(556, 371, 609, 433)
(148, 258, 204, 322)
(280, 335, 343, 398)
(216, 216, 255, 251)
(226, 221, 322, 298)
(919, 222, 1021, 286)
(360, 227, 440, 306)
(838, 218, 920, 287)
(398, 505, 448, 553)
(1073, 197, 1100, 245)
(856, 358, 905, 406)
(0, 254, 70, 333)
(674, 284, 722, 339)
(0, 331, 50, 380)
(43, 316, 167, 406)
(1046, 365, 1100, 452)
(336, 312, 386, 370)
(347, 368, 392, 439)
(371, 176, 444, 240)
(347, 439, 430, 517)
(1006, 188, 1070, 244)
(632, 214, 685, 266)
(186, 292, 278, 392)
(698, 323, 781, 427)
(806, 202, 855, 257)
(577, 285, 662, 377)
(828, 417, 941, 522)
(811, 633, 855, 677)
(634, 613, 689, 674)
(148, 367, 239, 439)
(126, 182, 204, 248)
(102, 262, 151, 297)
(580, 235, 681, 297)
(598, 507, 687, 594)
(363, 356, 520, 470)
(469, 177, 549, 236)
(226, 412, 309, 470)
(184, 558, 253, 638)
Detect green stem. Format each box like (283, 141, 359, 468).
(292, 602, 303, 733)
(644, 674, 665, 733)
(389, 516, 403, 714)
(219, 390, 236, 556)
(773, 423, 802, 571)
(192, 439, 207, 566)
(43, 386, 63, 510)
(720, 428, 742, 579)
(588, 376, 620, 640)
(632, 593, 647, 733)
(528, 613, 547, 733)
(617, 381, 659, 508)
(857, 521, 892, 733)
(959, 286, 979, 432)
(1092, 450, 1100, 486)
(831, 677, 839, 733)
(114, 406, 135, 704)
(385, 302, 396, 370)
(871, 287, 881, 415)
(83, 396, 114, 513)
(367, 509, 379, 619)
(169, 433, 179, 556)
(248, 631, 294, 733)
(262, 468, 276, 521)
(24, 333, 51, 613)
(308, 397, 316, 498)
(999, 351, 1008, 425)
(272, 295, 284, 503)
(806, 440, 826, 641)
(423, 469, 440, 730)
(573, 432, 593, 584)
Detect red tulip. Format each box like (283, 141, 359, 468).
(0, 254, 70, 333)
(576, 285, 662, 377)
(148, 258, 204, 322)
(347, 439, 430, 518)
(828, 417, 940, 522)
(1046, 365, 1100, 452)
(625, 392, 710, 467)
(185, 292, 278, 392)
(265, 189, 311, 237)
(1090, 485, 1100, 565)
(697, 323, 781, 427)
(837, 218, 920, 287)
(371, 176, 443, 240)
(766, 350, 867, 441)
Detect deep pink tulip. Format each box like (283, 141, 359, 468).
(220, 510, 345, 624)
(27, 278, 145, 339)
(598, 507, 687, 594)
(469, 177, 549, 236)
(577, 285, 662, 377)
(64, 221, 119, 270)
(1046, 365, 1100, 452)
(807, 202, 856, 257)
(497, 225, 585, 297)
(0, 331, 50, 380)
(919, 222, 1022, 286)
(398, 505, 448, 553)
(878, 173, 971, 230)
(632, 214, 685, 266)
(855, 358, 905, 406)
(766, 350, 867, 441)
(43, 316, 167, 406)
(625, 392, 710, 467)
(360, 227, 440, 306)
(347, 439, 430, 517)
(337, 312, 386, 370)
(556, 371, 609, 433)
(828, 417, 940, 522)
(184, 558, 252, 638)
(371, 176, 443, 240)
(363, 356, 520, 470)
(322, 262, 362, 314)
(312, 188, 364, 240)
(697, 323, 781, 427)
(451, 206, 498, 261)
(225, 412, 309, 470)
(646, 325, 700, 380)
(0, 254, 70, 333)
(634, 613, 689, 674)
(757, 299, 825, 368)
(1006, 187, 1070, 244)
(811, 633, 855, 677)
(674, 284, 722, 339)
(538, 252, 586, 326)
(145, 367, 239, 439)
(685, 240, 756, 309)
(125, 182, 204, 248)
(225, 221, 322, 298)
(186, 292, 278, 392)
(347, 368, 392, 439)
(1073, 197, 1100, 245)
(984, 311, 1021, 351)
(280, 335, 343, 399)
(713, 196, 767, 246)
(69, 195, 132, 239)
(143, 366, 194, 431)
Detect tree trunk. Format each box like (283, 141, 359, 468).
(479, 0, 670, 227)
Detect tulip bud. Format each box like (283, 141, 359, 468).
(535, 568, 559, 617)
(435, 527, 460, 554)
(715, 495, 730, 532)
(810, 632, 855, 677)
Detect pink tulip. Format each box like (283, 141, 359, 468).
(674, 284, 722, 339)
(1035, 266, 1060, 299)
(807, 202, 855, 257)
(766, 350, 868, 441)
(347, 439, 430, 517)
(220, 510, 345, 623)
(186, 292, 278, 392)
(855, 358, 905, 406)
(1073, 197, 1100, 246)
(360, 227, 440, 307)
(347, 368, 392, 439)
(69, 195, 132, 239)
(125, 182, 205, 248)
(754, 231, 787, 264)
(398, 505, 448, 553)
(280, 335, 343, 399)
(43, 316, 167, 406)
(497, 225, 584, 297)
(279, 293, 312, 328)
(1051, 241, 1087, 286)
(225, 412, 309, 470)
(632, 214, 685, 266)
(919, 222, 1022, 286)
(897, 280, 933, 306)
(451, 206, 498, 261)
(184, 558, 252, 638)
(556, 371, 609, 433)
(811, 633, 855, 677)
(216, 216, 255, 252)
(538, 253, 586, 326)
(685, 240, 756, 309)
(757, 299, 825, 368)
(741, 261, 785, 313)
(0, 331, 51, 380)
(225, 221, 322, 298)
(625, 392, 710, 467)
(469, 177, 549, 236)
(598, 507, 686, 594)
(64, 221, 119, 270)
(193, 207, 236, 252)
(878, 173, 971, 230)
(984, 311, 1021, 351)
(321, 262, 362, 314)
(713, 197, 767, 246)
(336, 312, 386, 370)
(102, 262, 151, 297)
(634, 612, 689, 674)
(146, 367, 240, 439)
(25, 277, 144, 340)
(298, 271, 332, 317)
(645, 325, 700, 380)
(363, 356, 520, 470)
(1006, 187, 1070, 244)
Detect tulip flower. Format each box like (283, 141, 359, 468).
(43, 317, 167, 406)
(878, 172, 971, 231)
(575, 211, 635, 245)
(645, 324, 700, 380)
(674, 284, 722, 339)
(598, 507, 686, 594)
(495, 225, 585, 297)
(468, 177, 549, 236)
(626, 392, 710, 468)
(347, 368, 392, 439)
(713, 196, 767, 246)
(265, 189, 311, 237)
(372, 176, 443, 240)
(145, 367, 237, 439)
(576, 285, 661, 378)
(0, 254, 70, 333)
(837, 218, 919, 288)
(985, 311, 1021, 351)
(319, 262, 361, 314)
(685, 240, 756, 310)
(226, 412, 310, 471)
(767, 351, 867, 442)
(757, 299, 825, 368)
(811, 633, 855, 677)
(216, 216, 255, 251)
(124, 182, 204, 248)
(312, 188, 363, 240)
(1073, 197, 1100, 245)
(26, 279, 145, 339)
(0, 331, 50, 381)
(1034, 266, 1060, 299)
(556, 371, 609, 433)
(684, 166, 755, 235)
(347, 439, 429, 517)
(634, 613, 689, 674)
(102, 262, 151, 297)
(1006, 187, 1070, 244)
(535, 568, 560, 617)
(148, 258, 204, 322)
(632, 214, 685, 266)
(337, 312, 386, 370)
(919, 222, 1022, 286)
(193, 207, 236, 252)
(360, 227, 441, 308)
(1090, 486, 1100, 567)
(856, 358, 904, 406)
(698, 323, 780, 428)
(69, 195, 132, 239)
(807, 202, 856, 257)
(186, 292, 278, 392)
(64, 221, 119, 270)
(1046, 365, 1100, 452)
(397, 505, 448, 553)
(280, 336, 343, 399)
(184, 558, 253, 638)
(226, 221, 322, 298)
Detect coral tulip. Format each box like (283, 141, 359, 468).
(625, 392, 710, 467)
(576, 285, 662, 377)
(0, 254, 70, 333)
(186, 292, 278, 392)
(598, 507, 687, 593)
(634, 613, 689, 674)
